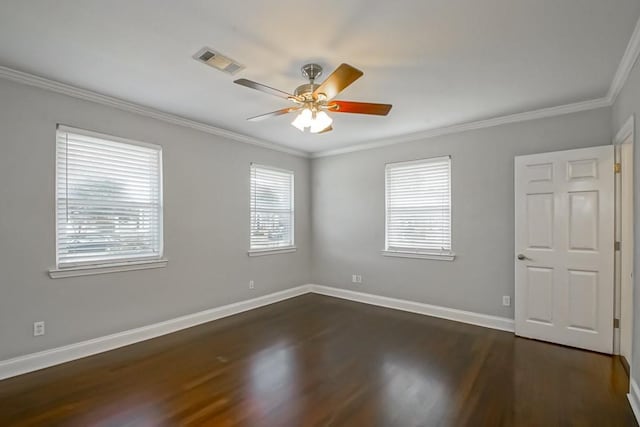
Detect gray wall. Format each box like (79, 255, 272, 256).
(311, 108, 612, 318)
(0, 73, 621, 363)
(612, 57, 640, 383)
(0, 78, 311, 361)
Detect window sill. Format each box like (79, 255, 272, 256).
(381, 250, 456, 261)
(49, 258, 168, 279)
(248, 247, 297, 257)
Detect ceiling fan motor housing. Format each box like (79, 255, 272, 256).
(294, 83, 320, 99)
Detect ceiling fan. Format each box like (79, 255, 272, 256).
(234, 63, 392, 134)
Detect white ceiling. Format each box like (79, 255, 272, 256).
(0, 1, 639, 154)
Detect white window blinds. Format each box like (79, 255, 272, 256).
(56, 126, 163, 267)
(385, 156, 452, 255)
(250, 164, 295, 251)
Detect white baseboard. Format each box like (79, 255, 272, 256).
(0, 283, 515, 381)
(309, 284, 515, 332)
(628, 377, 640, 423)
(0, 285, 311, 381)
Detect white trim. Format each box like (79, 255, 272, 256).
(311, 15, 640, 159)
(613, 116, 635, 363)
(311, 98, 611, 158)
(0, 60, 632, 160)
(3, 10, 640, 164)
(615, 115, 635, 146)
(0, 66, 308, 158)
(628, 377, 640, 424)
(0, 283, 516, 380)
(309, 284, 515, 332)
(384, 155, 451, 169)
(49, 258, 168, 278)
(249, 162, 295, 175)
(608, 15, 640, 104)
(381, 250, 456, 261)
(0, 285, 311, 380)
(248, 247, 297, 257)
(57, 124, 162, 151)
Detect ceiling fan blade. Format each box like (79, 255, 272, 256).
(234, 78, 294, 100)
(318, 126, 333, 134)
(329, 101, 392, 116)
(313, 64, 363, 100)
(247, 107, 299, 122)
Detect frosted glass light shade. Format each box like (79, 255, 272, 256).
(291, 108, 312, 131)
(309, 111, 333, 133)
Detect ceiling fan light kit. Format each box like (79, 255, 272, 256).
(291, 108, 333, 133)
(234, 63, 392, 134)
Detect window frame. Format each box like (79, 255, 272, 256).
(248, 163, 296, 256)
(382, 156, 455, 261)
(50, 125, 166, 278)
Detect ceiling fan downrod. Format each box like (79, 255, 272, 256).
(301, 63, 322, 83)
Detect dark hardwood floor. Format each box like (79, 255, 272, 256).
(0, 294, 635, 426)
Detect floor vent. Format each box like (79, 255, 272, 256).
(193, 47, 244, 75)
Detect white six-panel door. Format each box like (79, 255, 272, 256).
(515, 145, 615, 353)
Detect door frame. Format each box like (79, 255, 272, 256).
(613, 115, 635, 363)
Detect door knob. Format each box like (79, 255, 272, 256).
(517, 254, 527, 260)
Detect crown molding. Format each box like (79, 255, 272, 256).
(0, 66, 310, 158)
(311, 97, 611, 158)
(312, 14, 640, 159)
(3, 10, 639, 165)
(607, 15, 640, 104)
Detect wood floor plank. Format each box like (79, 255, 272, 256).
(0, 294, 636, 426)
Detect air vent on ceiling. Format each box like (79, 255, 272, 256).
(193, 47, 244, 75)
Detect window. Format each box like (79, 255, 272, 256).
(249, 164, 295, 254)
(384, 156, 454, 260)
(55, 126, 163, 269)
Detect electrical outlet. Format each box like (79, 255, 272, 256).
(249, 280, 255, 290)
(33, 321, 45, 337)
(502, 296, 511, 307)
(352, 274, 362, 284)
